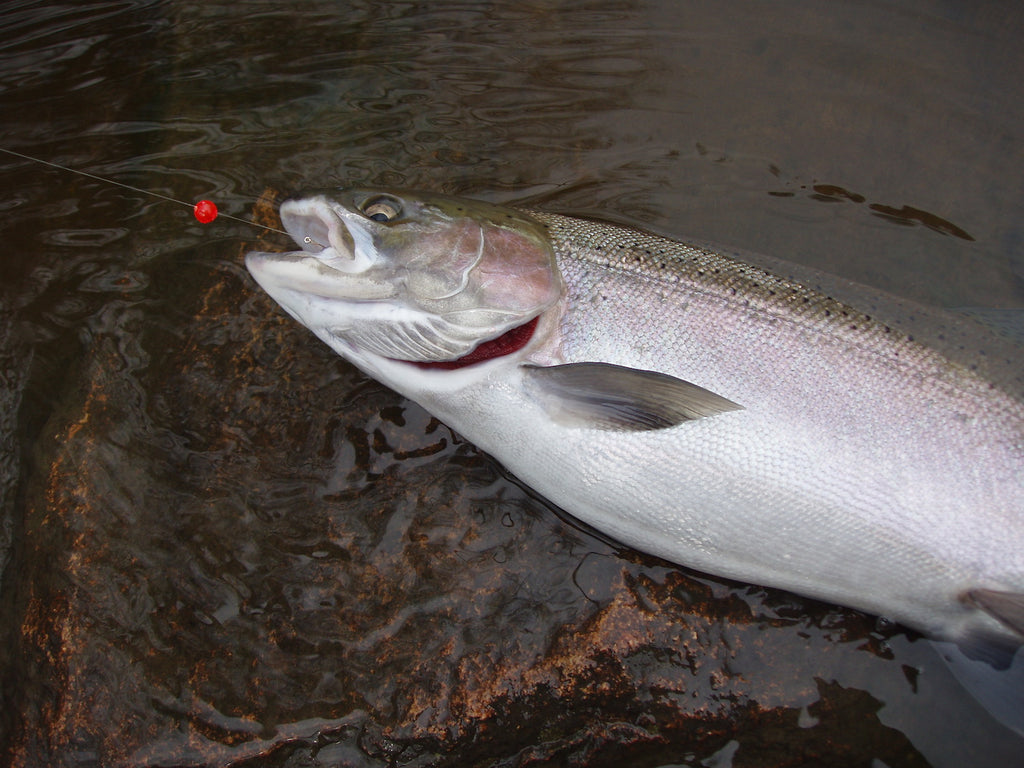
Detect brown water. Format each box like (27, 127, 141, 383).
(2, 1, 1023, 766)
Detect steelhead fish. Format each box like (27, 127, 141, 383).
(246, 188, 1024, 726)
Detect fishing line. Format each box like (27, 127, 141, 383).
(0, 147, 305, 242)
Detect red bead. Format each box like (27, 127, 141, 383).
(193, 199, 218, 223)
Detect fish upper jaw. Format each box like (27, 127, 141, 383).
(279, 195, 385, 275)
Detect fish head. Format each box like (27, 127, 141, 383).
(245, 188, 563, 372)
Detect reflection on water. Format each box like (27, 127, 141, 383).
(1, 1, 1023, 766)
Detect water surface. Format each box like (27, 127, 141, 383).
(1, 1, 1023, 766)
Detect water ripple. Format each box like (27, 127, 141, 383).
(2, 1, 1023, 765)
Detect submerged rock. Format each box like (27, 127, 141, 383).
(0, 196, 981, 768)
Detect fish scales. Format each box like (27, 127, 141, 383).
(529, 209, 1022, 402)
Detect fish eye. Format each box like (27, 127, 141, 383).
(362, 197, 401, 223)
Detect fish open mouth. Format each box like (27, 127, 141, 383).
(406, 316, 539, 370)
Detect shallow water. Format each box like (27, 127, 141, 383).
(1, 1, 1023, 766)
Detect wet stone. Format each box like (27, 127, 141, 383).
(3, 202, 934, 767)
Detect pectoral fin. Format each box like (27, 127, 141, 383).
(966, 588, 1024, 638)
(523, 362, 742, 431)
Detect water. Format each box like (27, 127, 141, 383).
(1, 1, 1023, 766)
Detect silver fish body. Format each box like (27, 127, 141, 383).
(246, 188, 1024, 657)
